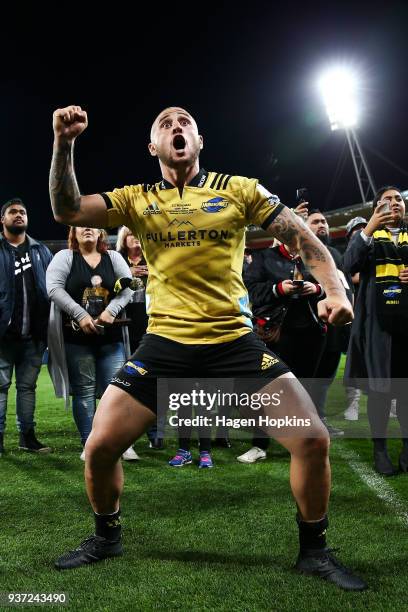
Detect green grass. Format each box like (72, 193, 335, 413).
(1, 364, 408, 611)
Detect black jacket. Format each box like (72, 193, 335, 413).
(343, 231, 393, 392)
(0, 234, 52, 341)
(243, 245, 325, 333)
(325, 244, 353, 352)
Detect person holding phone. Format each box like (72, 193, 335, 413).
(46, 227, 137, 460)
(294, 188, 309, 222)
(344, 186, 408, 475)
(240, 239, 327, 463)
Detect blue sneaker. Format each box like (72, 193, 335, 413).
(198, 451, 214, 469)
(168, 449, 192, 467)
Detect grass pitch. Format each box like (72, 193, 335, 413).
(1, 365, 407, 611)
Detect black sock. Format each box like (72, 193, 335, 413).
(178, 440, 191, 452)
(297, 514, 328, 552)
(94, 509, 121, 542)
(402, 438, 408, 451)
(373, 438, 387, 451)
(199, 438, 211, 453)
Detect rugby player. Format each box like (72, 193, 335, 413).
(49, 105, 366, 590)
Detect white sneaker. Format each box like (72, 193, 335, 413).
(80, 449, 86, 461)
(390, 399, 397, 418)
(122, 447, 140, 461)
(344, 403, 359, 421)
(237, 447, 266, 464)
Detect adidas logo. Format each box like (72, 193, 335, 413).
(261, 353, 279, 370)
(143, 202, 162, 215)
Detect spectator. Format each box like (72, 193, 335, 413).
(344, 186, 408, 475)
(168, 410, 213, 469)
(240, 235, 327, 462)
(46, 227, 137, 460)
(0, 198, 52, 456)
(306, 209, 352, 438)
(116, 226, 164, 450)
(343, 217, 367, 421)
(116, 227, 148, 351)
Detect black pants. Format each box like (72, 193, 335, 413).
(308, 349, 342, 419)
(176, 402, 212, 452)
(367, 334, 408, 439)
(252, 328, 325, 450)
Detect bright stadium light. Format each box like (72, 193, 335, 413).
(318, 64, 376, 203)
(318, 67, 358, 131)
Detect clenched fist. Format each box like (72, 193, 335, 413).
(53, 105, 88, 144)
(317, 295, 353, 326)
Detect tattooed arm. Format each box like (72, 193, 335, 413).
(265, 206, 353, 325)
(49, 105, 109, 227)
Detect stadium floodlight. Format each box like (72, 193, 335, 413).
(318, 67, 358, 131)
(318, 65, 376, 203)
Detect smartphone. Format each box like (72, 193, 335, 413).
(292, 280, 304, 289)
(378, 199, 391, 213)
(296, 188, 309, 204)
(95, 323, 105, 334)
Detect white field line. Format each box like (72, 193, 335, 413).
(338, 446, 408, 527)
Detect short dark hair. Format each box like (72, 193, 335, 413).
(1, 198, 26, 217)
(307, 208, 325, 217)
(372, 185, 402, 211)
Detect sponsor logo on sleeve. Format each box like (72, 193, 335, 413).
(257, 184, 280, 206)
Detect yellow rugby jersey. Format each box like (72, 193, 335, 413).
(103, 168, 283, 344)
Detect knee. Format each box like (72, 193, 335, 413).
(298, 435, 330, 460)
(85, 433, 121, 467)
(15, 382, 37, 392)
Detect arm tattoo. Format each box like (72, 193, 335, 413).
(269, 208, 345, 297)
(299, 235, 327, 264)
(270, 207, 300, 248)
(49, 141, 81, 220)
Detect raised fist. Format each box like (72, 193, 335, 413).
(53, 105, 88, 143)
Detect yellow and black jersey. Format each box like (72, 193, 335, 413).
(102, 168, 284, 344)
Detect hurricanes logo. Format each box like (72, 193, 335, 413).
(261, 353, 279, 370)
(143, 202, 162, 215)
(201, 197, 229, 213)
(383, 285, 402, 299)
(106, 518, 121, 528)
(124, 361, 148, 376)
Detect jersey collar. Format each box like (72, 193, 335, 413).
(160, 168, 208, 190)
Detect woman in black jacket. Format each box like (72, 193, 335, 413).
(237, 242, 327, 463)
(344, 186, 408, 475)
(245, 242, 327, 376)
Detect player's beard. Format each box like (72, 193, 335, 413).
(158, 138, 201, 170)
(4, 222, 27, 235)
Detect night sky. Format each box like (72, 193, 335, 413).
(1, 2, 407, 239)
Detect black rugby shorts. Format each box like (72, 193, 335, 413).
(110, 331, 290, 413)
